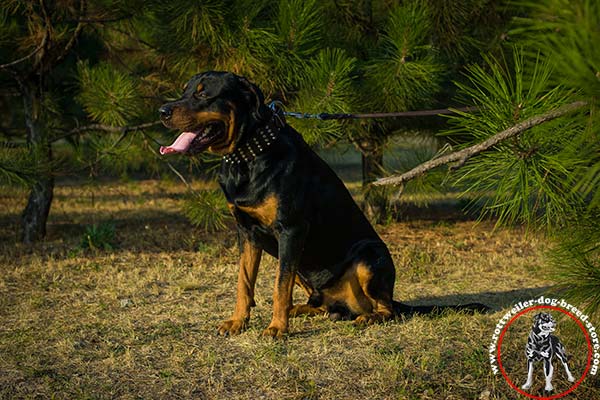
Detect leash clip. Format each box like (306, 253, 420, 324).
(268, 100, 286, 128)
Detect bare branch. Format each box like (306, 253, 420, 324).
(65, 14, 133, 24)
(373, 101, 588, 187)
(0, 32, 49, 70)
(52, 0, 86, 66)
(52, 121, 162, 142)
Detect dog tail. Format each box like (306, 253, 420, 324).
(392, 300, 489, 317)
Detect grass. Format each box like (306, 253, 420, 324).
(0, 179, 598, 399)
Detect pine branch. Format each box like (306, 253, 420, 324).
(52, 0, 86, 67)
(373, 101, 588, 186)
(52, 121, 161, 142)
(104, 25, 158, 50)
(0, 31, 49, 69)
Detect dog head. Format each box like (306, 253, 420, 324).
(158, 71, 270, 156)
(533, 312, 556, 336)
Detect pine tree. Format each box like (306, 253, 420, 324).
(2, 1, 97, 243)
(359, 1, 444, 221)
(376, 0, 600, 314)
(0, 0, 328, 241)
(308, 0, 509, 222)
(0, 1, 172, 243)
(1, 0, 509, 242)
(510, 0, 600, 315)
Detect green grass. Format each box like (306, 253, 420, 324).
(0, 180, 598, 399)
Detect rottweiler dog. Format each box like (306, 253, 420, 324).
(521, 312, 576, 392)
(159, 71, 485, 338)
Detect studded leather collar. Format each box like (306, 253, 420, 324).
(223, 118, 281, 165)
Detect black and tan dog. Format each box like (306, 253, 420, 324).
(159, 71, 485, 338)
(521, 312, 576, 392)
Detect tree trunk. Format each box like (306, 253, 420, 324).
(21, 81, 54, 244)
(358, 131, 388, 223)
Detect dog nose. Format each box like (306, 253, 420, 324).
(159, 106, 172, 120)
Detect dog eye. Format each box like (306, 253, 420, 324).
(193, 91, 208, 100)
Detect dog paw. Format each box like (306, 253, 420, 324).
(545, 384, 554, 392)
(289, 304, 323, 318)
(354, 314, 374, 325)
(568, 374, 576, 383)
(217, 319, 246, 336)
(289, 304, 310, 317)
(262, 325, 287, 338)
(521, 383, 532, 390)
(353, 313, 388, 325)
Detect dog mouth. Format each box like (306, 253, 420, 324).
(160, 121, 226, 155)
(540, 323, 556, 333)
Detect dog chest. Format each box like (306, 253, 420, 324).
(228, 194, 278, 227)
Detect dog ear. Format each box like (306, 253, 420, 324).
(238, 76, 269, 121)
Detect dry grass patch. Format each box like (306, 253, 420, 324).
(0, 180, 598, 399)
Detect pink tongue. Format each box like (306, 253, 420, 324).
(159, 132, 198, 155)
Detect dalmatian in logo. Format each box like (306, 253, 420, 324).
(521, 312, 576, 392)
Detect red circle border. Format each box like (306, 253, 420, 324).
(496, 304, 593, 400)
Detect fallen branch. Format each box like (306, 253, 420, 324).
(373, 101, 588, 187)
(52, 120, 161, 142)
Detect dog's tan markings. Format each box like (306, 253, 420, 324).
(294, 274, 313, 297)
(289, 304, 325, 317)
(194, 111, 229, 125)
(170, 109, 227, 130)
(319, 261, 394, 324)
(289, 274, 324, 317)
(218, 240, 262, 336)
(356, 262, 393, 324)
(168, 108, 192, 127)
(321, 262, 373, 316)
(169, 101, 238, 155)
(208, 105, 237, 155)
(237, 195, 278, 227)
(263, 269, 294, 337)
(196, 82, 204, 92)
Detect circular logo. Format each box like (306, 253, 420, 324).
(488, 297, 599, 400)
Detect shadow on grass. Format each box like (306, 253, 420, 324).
(0, 210, 236, 256)
(403, 286, 553, 313)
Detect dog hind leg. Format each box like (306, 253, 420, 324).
(290, 274, 326, 317)
(353, 250, 395, 325)
(561, 359, 576, 383)
(556, 348, 575, 382)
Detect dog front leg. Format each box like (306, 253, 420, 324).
(218, 238, 262, 336)
(544, 359, 554, 391)
(263, 226, 307, 338)
(521, 360, 534, 390)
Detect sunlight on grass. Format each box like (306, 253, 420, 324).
(0, 180, 596, 399)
